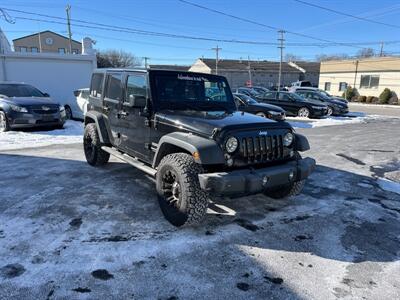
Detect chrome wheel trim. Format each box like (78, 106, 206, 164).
(298, 108, 309, 118)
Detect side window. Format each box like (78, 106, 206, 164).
(278, 93, 290, 101)
(90, 73, 104, 98)
(125, 74, 147, 103)
(263, 92, 276, 98)
(105, 73, 122, 101)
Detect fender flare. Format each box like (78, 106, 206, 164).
(294, 133, 310, 152)
(153, 132, 225, 168)
(84, 111, 111, 144)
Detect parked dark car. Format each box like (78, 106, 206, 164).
(290, 87, 348, 104)
(83, 69, 315, 227)
(256, 91, 328, 118)
(233, 93, 285, 121)
(0, 82, 66, 132)
(294, 89, 349, 116)
(251, 86, 270, 94)
(233, 87, 260, 97)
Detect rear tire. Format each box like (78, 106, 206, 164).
(156, 153, 208, 227)
(83, 123, 110, 166)
(0, 111, 10, 132)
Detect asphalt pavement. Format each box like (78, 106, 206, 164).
(0, 117, 399, 299)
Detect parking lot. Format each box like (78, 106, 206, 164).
(0, 107, 399, 299)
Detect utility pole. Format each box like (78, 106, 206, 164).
(247, 55, 252, 86)
(65, 4, 72, 54)
(38, 29, 42, 53)
(143, 57, 149, 69)
(353, 59, 359, 88)
(211, 45, 222, 75)
(380, 42, 384, 57)
(277, 30, 285, 92)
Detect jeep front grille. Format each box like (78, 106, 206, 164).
(240, 135, 284, 162)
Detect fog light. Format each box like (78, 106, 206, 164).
(289, 171, 295, 181)
(262, 176, 269, 186)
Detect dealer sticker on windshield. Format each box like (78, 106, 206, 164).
(177, 74, 205, 81)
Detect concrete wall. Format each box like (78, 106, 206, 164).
(0, 52, 96, 106)
(319, 57, 400, 97)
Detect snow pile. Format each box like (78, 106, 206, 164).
(287, 114, 384, 129)
(377, 178, 400, 195)
(0, 120, 83, 151)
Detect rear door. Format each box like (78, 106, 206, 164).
(118, 72, 152, 161)
(103, 72, 124, 147)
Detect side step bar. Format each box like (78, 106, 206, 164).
(101, 146, 157, 177)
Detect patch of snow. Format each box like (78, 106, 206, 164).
(287, 114, 385, 129)
(377, 178, 400, 195)
(0, 120, 83, 151)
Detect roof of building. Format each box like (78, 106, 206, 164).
(320, 56, 400, 73)
(199, 58, 320, 73)
(149, 64, 190, 71)
(12, 30, 81, 44)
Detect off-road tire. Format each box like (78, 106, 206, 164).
(83, 123, 110, 166)
(156, 153, 208, 227)
(264, 152, 306, 199)
(0, 111, 10, 132)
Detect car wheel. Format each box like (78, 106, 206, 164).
(83, 123, 110, 166)
(0, 111, 10, 132)
(156, 153, 209, 227)
(297, 107, 310, 118)
(264, 152, 305, 199)
(65, 106, 73, 120)
(256, 112, 266, 118)
(326, 106, 333, 116)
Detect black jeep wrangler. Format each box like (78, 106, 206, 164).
(83, 69, 315, 227)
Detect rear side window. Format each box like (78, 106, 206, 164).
(105, 74, 122, 101)
(278, 93, 290, 100)
(90, 73, 104, 98)
(262, 91, 276, 98)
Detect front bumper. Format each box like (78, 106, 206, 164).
(333, 107, 349, 115)
(198, 157, 316, 196)
(8, 110, 66, 128)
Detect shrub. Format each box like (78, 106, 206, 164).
(358, 95, 366, 102)
(372, 96, 379, 104)
(366, 96, 374, 103)
(379, 88, 391, 104)
(342, 86, 357, 100)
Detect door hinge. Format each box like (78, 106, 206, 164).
(144, 119, 151, 127)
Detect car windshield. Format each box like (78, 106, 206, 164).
(152, 72, 236, 112)
(237, 94, 258, 104)
(0, 84, 44, 98)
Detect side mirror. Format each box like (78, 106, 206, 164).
(125, 95, 146, 108)
(43, 92, 50, 97)
(73, 90, 79, 97)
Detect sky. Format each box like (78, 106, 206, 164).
(1, 0, 400, 66)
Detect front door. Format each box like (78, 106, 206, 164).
(103, 73, 124, 147)
(277, 92, 298, 115)
(118, 72, 151, 162)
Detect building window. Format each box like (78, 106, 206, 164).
(339, 82, 347, 91)
(58, 48, 65, 54)
(20, 47, 27, 52)
(72, 49, 78, 54)
(324, 82, 331, 91)
(360, 75, 380, 89)
(31, 47, 38, 53)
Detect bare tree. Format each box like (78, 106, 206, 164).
(97, 49, 142, 68)
(356, 48, 375, 58)
(315, 53, 349, 61)
(285, 53, 302, 62)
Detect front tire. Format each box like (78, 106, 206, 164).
(156, 153, 208, 227)
(83, 123, 110, 166)
(297, 107, 310, 118)
(0, 111, 10, 132)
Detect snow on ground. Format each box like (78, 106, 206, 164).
(377, 178, 400, 195)
(0, 120, 83, 151)
(287, 113, 386, 129)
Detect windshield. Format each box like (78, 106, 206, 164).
(152, 72, 236, 112)
(0, 84, 44, 97)
(237, 93, 258, 104)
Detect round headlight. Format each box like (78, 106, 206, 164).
(225, 137, 238, 153)
(283, 132, 294, 146)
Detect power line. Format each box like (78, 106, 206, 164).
(293, 0, 400, 29)
(177, 0, 365, 49)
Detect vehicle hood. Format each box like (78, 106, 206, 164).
(3, 97, 57, 106)
(250, 102, 285, 112)
(155, 110, 292, 137)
